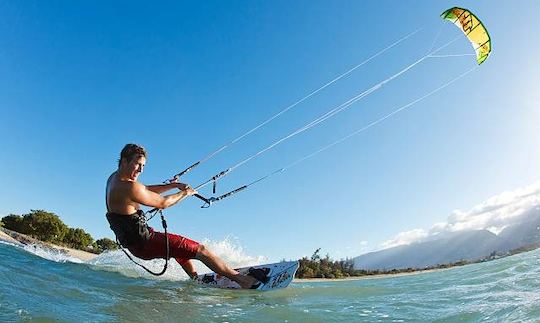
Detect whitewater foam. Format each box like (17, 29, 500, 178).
(86, 235, 266, 280)
(21, 243, 84, 264)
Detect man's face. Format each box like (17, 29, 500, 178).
(124, 155, 146, 181)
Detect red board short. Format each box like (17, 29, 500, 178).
(128, 228, 200, 266)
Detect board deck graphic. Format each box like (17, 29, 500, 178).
(195, 260, 299, 291)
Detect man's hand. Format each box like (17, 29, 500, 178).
(184, 187, 198, 196)
(175, 183, 198, 196)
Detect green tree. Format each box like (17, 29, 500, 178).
(64, 228, 94, 250)
(95, 238, 119, 253)
(311, 248, 321, 261)
(22, 210, 69, 243)
(301, 266, 315, 278)
(1, 214, 26, 232)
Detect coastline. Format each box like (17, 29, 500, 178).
(293, 267, 449, 283)
(0, 227, 98, 262)
(0, 229, 21, 245)
(1, 226, 451, 279)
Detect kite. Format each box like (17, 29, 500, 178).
(441, 7, 491, 64)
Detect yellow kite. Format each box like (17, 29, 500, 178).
(441, 7, 491, 64)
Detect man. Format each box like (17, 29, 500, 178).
(105, 143, 259, 288)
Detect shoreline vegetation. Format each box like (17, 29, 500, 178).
(293, 248, 467, 281)
(1, 210, 116, 261)
(2, 210, 539, 281)
(0, 227, 98, 261)
(294, 243, 540, 280)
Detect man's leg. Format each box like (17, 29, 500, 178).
(177, 259, 198, 279)
(195, 244, 257, 289)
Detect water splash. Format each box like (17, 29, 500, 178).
(20, 243, 84, 264)
(87, 235, 266, 280)
(200, 235, 267, 269)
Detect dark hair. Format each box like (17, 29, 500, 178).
(118, 143, 147, 167)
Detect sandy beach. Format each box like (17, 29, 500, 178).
(0, 229, 21, 245)
(0, 227, 98, 261)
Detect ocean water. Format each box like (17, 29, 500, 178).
(1, 240, 540, 322)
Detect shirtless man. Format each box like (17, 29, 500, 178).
(105, 143, 259, 288)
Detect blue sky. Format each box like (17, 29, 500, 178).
(1, 1, 539, 262)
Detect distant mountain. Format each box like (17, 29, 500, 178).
(353, 230, 500, 270)
(354, 210, 540, 270)
(497, 212, 540, 250)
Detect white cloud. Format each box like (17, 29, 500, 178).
(380, 228, 428, 249)
(380, 181, 540, 250)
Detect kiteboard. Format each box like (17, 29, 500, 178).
(194, 260, 299, 291)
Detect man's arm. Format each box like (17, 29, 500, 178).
(147, 183, 182, 194)
(130, 182, 196, 209)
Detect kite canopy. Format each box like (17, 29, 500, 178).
(441, 7, 491, 64)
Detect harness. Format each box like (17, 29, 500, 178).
(105, 209, 170, 276)
(105, 210, 151, 246)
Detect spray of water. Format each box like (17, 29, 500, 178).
(18, 243, 85, 264)
(87, 236, 266, 281)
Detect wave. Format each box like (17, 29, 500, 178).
(4, 235, 267, 281)
(0, 240, 85, 264)
(21, 243, 85, 264)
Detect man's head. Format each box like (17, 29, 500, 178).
(118, 143, 147, 181)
